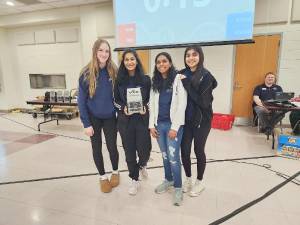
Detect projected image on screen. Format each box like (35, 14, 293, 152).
(114, 0, 255, 49)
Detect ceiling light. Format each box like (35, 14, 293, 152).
(6, 1, 15, 6)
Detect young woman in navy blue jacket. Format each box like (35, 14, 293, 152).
(180, 46, 217, 197)
(114, 49, 152, 196)
(78, 39, 119, 193)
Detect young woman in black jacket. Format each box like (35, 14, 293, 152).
(114, 49, 152, 195)
(180, 45, 217, 197)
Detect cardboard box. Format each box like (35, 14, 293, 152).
(277, 134, 300, 159)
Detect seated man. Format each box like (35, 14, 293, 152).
(253, 72, 283, 134)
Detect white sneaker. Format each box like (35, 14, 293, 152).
(128, 179, 140, 195)
(189, 179, 205, 197)
(140, 166, 148, 179)
(183, 177, 192, 193)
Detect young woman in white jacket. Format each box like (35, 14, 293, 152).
(149, 52, 187, 206)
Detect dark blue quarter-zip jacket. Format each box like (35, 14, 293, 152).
(78, 68, 115, 128)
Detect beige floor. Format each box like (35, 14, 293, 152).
(0, 113, 299, 225)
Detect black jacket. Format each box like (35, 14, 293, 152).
(113, 74, 151, 126)
(180, 67, 217, 128)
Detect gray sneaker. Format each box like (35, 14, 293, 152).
(173, 188, 183, 206)
(155, 180, 174, 194)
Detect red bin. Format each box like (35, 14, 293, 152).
(211, 113, 235, 130)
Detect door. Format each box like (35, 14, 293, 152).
(232, 34, 281, 118)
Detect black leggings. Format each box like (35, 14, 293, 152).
(118, 116, 151, 181)
(90, 115, 119, 176)
(181, 124, 211, 180)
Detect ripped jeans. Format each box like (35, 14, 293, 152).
(156, 122, 183, 188)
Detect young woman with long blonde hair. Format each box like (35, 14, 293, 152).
(78, 38, 119, 193)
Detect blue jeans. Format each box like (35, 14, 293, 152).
(156, 122, 183, 188)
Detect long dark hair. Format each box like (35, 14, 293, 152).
(116, 49, 145, 86)
(152, 52, 176, 92)
(184, 45, 205, 89)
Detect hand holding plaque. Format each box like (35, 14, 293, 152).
(124, 106, 133, 116)
(139, 106, 147, 115)
(127, 87, 143, 114)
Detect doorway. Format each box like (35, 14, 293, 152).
(231, 34, 281, 119)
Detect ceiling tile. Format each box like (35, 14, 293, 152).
(17, 3, 54, 12)
(47, 0, 91, 7)
(0, 0, 25, 7)
(0, 0, 111, 16)
(37, 0, 62, 2)
(17, 0, 40, 4)
(0, 7, 22, 15)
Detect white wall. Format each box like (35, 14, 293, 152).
(79, 5, 99, 65)
(80, 2, 115, 65)
(15, 42, 82, 107)
(0, 6, 80, 28)
(0, 28, 19, 110)
(0, 3, 112, 110)
(6, 23, 82, 108)
(204, 45, 235, 114)
(150, 46, 234, 114)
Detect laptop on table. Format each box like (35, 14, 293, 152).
(265, 92, 295, 107)
(274, 92, 295, 102)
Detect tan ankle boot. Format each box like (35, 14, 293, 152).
(100, 179, 112, 193)
(110, 173, 120, 188)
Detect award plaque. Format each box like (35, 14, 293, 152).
(127, 87, 143, 114)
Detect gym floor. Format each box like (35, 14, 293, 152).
(0, 113, 299, 225)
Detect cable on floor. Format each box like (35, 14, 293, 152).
(202, 156, 300, 186)
(229, 160, 300, 186)
(0, 155, 288, 186)
(0, 114, 119, 145)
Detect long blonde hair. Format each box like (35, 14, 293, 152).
(80, 38, 117, 98)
